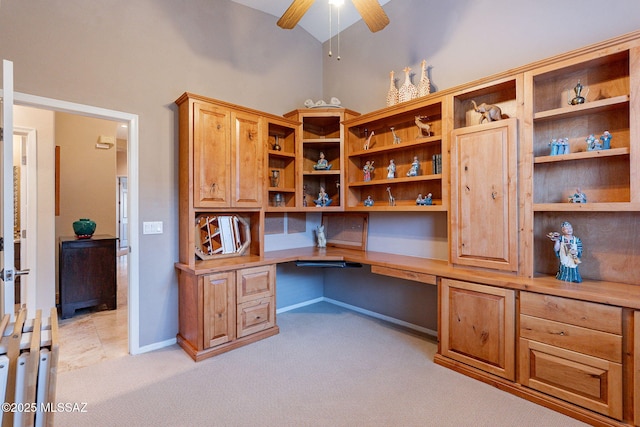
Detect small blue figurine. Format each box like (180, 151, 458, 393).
(547, 221, 582, 283)
(568, 188, 587, 203)
(364, 195, 374, 207)
(600, 130, 612, 150)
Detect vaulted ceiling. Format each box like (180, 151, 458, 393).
(229, 0, 391, 43)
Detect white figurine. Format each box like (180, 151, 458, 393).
(316, 225, 327, 248)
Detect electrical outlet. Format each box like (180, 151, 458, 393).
(143, 221, 163, 235)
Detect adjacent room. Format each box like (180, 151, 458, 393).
(1, 1, 639, 426)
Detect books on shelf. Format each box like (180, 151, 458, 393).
(432, 154, 442, 175)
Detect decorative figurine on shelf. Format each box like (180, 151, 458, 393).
(313, 151, 331, 170)
(274, 193, 284, 207)
(471, 100, 502, 123)
(569, 188, 587, 203)
(416, 193, 425, 205)
(416, 59, 431, 97)
(270, 169, 280, 188)
(391, 127, 401, 144)
(386, 186, 395, 206)
(316, 225, 327, 248)
(364, 130, 375, 150)
(387, 159, 396, 179)
(569, 80, 587, 105)
(314, 186, 332, 207)
(600, 130, 612, 150)
(398, 66, 418, 103)
(586, 134, 599, 151)
(363, 160, 375, 182)
(552, 137, 569, 155)
(364, 195, 374, 207)
(272, 135, 281, 151)
(414, 116, 432, 137)
(386, 71, 399, 107)
(302, 185, 308, 207)
(406, 156, 419, 177)
(547, 221, 582, 283)
(424, 193, 433, 205)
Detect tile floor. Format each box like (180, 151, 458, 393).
(57, 255, 129, 373)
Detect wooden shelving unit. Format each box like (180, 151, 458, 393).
(343, 96, 446, 211)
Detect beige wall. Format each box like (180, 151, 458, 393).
(54, 112, 118, 239)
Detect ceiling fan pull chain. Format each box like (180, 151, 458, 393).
(328, 3, 333, 57)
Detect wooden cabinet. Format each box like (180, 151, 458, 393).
(450, 118, 518, 272)
(177, 264, 277, 362)
(265, 117, 299, 210)
(181, 95, 263, 209)
(519, 292, 623, 420)
(285, 108, 359, 211)
(439, 278, 516, 380)
(176, 93, 270, 267)
(58, 235, 118, 319)
(343, 97, 446, 210)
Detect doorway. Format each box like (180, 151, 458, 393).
(8, 90, 141, 357)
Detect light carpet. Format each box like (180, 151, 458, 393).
(55, 302, 588, 426)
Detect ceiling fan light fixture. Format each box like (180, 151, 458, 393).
(328, 0, 344, 6)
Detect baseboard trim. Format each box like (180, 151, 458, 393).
(135, 337, 177, 355)
(323, 297, 437, 337)
(276, 297, 325, 314)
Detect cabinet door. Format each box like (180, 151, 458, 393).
(450, 118, 518, 271)
(236, 265, 274, 304)
(440, 278, 516, 380)
(194, 102, 231, 207)
(231, 111, 263, 207)
(203, 272, 236, 348)
(520, 339, 622, 420)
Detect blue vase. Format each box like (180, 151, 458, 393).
(73, 218, 96, 238)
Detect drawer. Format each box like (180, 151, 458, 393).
(519, 338, 622, 420)
(520, 292, 621, 334)
(371, 265, 436, 285)
(237, 296, 275, 338)
(236, 265, 275, 303)
(520, 314, 622, 363)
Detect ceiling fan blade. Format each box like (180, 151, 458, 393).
(277, 0, 316, 29)
(351, 0, 390, 32)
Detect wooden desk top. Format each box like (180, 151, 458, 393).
(175, 246, 640, 310)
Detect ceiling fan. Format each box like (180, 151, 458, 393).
(277, 0, 390, 33)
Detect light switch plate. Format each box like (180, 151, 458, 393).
(143, 221, 163, 234)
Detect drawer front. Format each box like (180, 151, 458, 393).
(371, 265, 436, 285)
(236, 265, 275, 303)
(520, 339, 622, 420)
(520, 292, 621, 334)
(237, 296, 275, 338)
(520, 314, 622, 363)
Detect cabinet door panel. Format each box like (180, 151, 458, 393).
(520, 339, 622, 420)
(440, 278, 515, 380)
(203, 272, 236, 348)
(450, 118, 518, 271)
(232, 111, 263, 207)
(194, 102, 230, 207)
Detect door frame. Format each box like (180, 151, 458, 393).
(14, 127, 38, 312)
(7, 90, 142, 355)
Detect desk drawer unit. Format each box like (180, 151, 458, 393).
(519, 292, 623, 420)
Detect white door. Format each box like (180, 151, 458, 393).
(1, 60, 16, 318)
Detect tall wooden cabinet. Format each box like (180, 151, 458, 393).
(175, 93, 279, 361)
